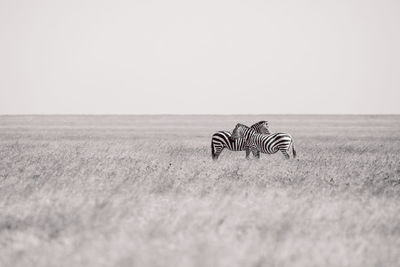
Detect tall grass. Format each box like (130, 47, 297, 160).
(0, 115, 400, 267)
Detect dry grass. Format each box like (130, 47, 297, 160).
(1, 115, 400, 267)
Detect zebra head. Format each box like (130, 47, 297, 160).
(231, 123, 250, 140)
(251, 121, 270, 135)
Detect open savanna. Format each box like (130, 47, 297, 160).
(1, 115, 400, 267)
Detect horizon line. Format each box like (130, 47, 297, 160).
(1, 113, 400, 116)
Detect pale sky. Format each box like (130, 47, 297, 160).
(0, 0, 399, 114)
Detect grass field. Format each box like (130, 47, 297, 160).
(1, 115, 400, 267)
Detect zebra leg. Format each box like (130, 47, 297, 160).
(213, 147, 224, 160)
(211, 142, 224, 160)
(291, 140, 297, 158)
(211, 143, 217, 160)
(245, 148, 250, 159)
(252, 149, 260, 159)
(281, 150, 290, 159)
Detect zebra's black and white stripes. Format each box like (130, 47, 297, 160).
(211, 121, 269, 160)
(231, 123, 296, 159)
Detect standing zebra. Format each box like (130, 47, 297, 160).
(231, 123, 296, 159)
(211, 121, 270, 160)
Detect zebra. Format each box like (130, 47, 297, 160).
(211, 121, 270, 160)
(231, 123, 296, 159)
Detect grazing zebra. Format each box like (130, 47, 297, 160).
(211, 121, 270, 160)
(231, 123, 296, 159)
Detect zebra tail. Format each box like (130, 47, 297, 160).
(292, 140, 297, 158)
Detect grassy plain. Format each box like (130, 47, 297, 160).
(1, 115, 400, 267)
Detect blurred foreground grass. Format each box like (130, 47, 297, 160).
(1, 115, 400, 267)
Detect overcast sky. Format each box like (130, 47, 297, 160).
(0, 0, 399, 114)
